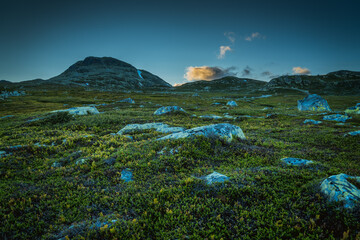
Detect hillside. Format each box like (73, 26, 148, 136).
(175, 76, 267, 92)
(266, 70, 360, 95)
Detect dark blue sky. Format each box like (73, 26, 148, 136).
(1, 0, 359, 84)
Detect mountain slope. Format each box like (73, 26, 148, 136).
(175, 76, 267, 92)
(266, 70, 360, 95)
(47, 56, 171, 90)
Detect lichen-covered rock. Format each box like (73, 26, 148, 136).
(281, 157, 313, 166)
(157, 123, 246, 143)
(345, 130, 360, 136)
(121, 169, 133, 182)
(118, 98, 135, 104)
(323, 114, 352, 123)
(153, 106, 187, 115)
(117, 122, 185, 135)
(52, 106, 100, 116)
(0, 151, 6, 158)
(204, 171, 230, 185)
(297, 94, 331, 111)
(345, 103, 360, 114)
(320, 173, 360, 209)
(199, 114, 223, 120)
(304, 119, 322, 124)
(227, 101, 238, 107)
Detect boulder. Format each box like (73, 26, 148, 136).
(118, 98, 135, 104)
(211, 102, 222, 106)
(199, 114, 223, 120)
(320, 173, 360, 209)
(297, 94, 331, 111)
(157, 123, 246, 143)
(204, 171, 230, 185)
(304, 119, 322, 124)
(0, 151, 6, 158)
(51, 106, 99, 116)
(227, 101, 238, 107)
(323, 114, 352, 123)
(121, 169, 133, 182)
(281, 157, 313, 166)
(153, 106, 187, 115)
(345, 130, 360, 136)
(117, 122, 185, 135)
(345, 103, 360, 114)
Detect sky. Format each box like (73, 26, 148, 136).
(0, 0, 359, 85)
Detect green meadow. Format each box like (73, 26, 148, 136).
(1, 89, 359, 239)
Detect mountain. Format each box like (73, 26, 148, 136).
(174, 76, 267, 92)
(266, 70, 360, 95)
(47, 56, 171, 90)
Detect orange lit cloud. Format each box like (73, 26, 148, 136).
(292, 67, 311, 75)
(184, 66, 236, 81)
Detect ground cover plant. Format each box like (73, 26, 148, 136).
(0, 89, 359, 239)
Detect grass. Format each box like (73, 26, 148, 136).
(0, 89, 359, 239)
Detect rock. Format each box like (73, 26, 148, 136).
(266, 113, 277, 119)
(157, 147, 180, 155)
(211, 102, 222, 106)
(199, 114, 223, 120)
(345, 130, 360, 136)
(192, 93, 199, 97)
(235, 115, 252, 121)
(153, 106, 187, 115)
(118, 98, 135, 104)
(262, 107, 273, 110)
(320, 173, 360, 209)
(281, 157, 313, 166)
(139, 105, 144, 108)
(75, 158, 89, 165)
(204, 171, 230, 185)
(51, 106, 100, 116)
(0, 115, 14, 119)
(297, 94, 331, 111)
(0, 151, 7, 158)
(323, 114, 352, 123)
(117, 122, 185, 135)
(227, 101, 238, 107)
(304, 119, 322, 124)
(157, 123, 246, 143)
(0, 90, 26, 99)
(121, 169, 133, 182)
(104, 157, 116, 165)
(52, 161, 62, 168)
(345, 103, 360, 114)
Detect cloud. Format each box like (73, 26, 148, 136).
(218, 46, 232, 59)
(242, 66, 252, 76)
(173, 83, 184, 87)
(292, 67, 311, 75)
(245, 32, 265, 41)
(184, 66, 236, 81)
(224, 32, 235, 43)
(261, 71, 272, 76)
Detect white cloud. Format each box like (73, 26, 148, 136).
(245, 32, 265, 41)
(173, 83, 184, 87)
(184, 66, 236, 81)
(292, 67, 311, 75)
(224, 32, 235, 43)
(218, 46, 232, 59)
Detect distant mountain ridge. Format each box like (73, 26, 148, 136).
(266, 70, 360, 95)
(174, 76, 267, 92)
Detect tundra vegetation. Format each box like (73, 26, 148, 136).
(0, 87, 359, 239)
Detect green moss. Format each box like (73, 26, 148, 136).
(0, 89, 359, 239)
